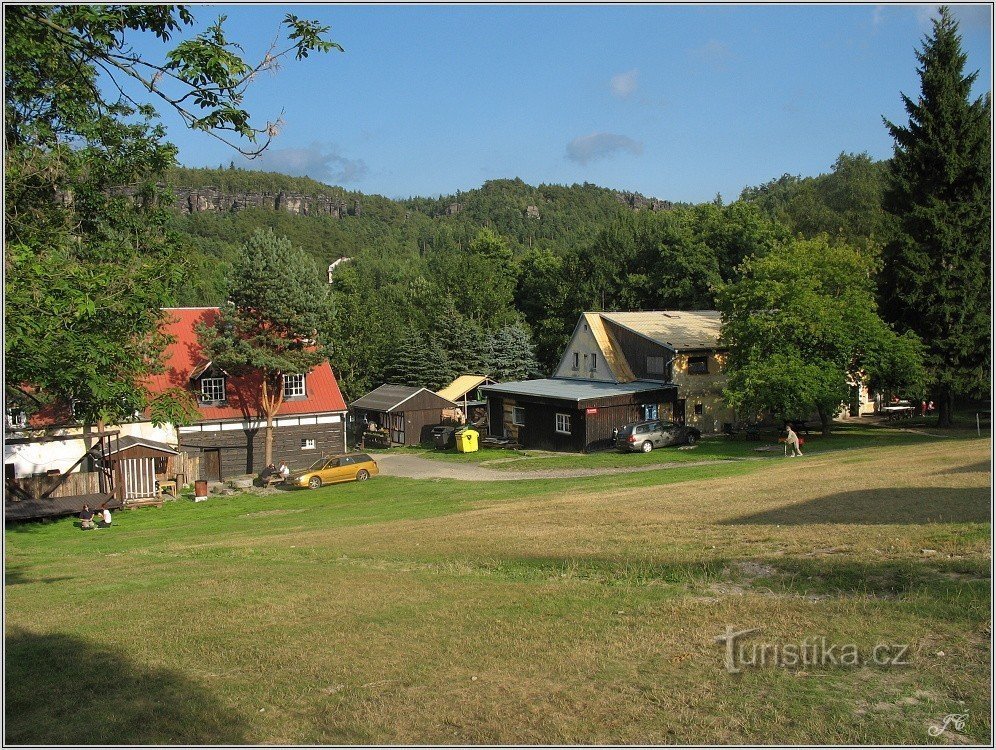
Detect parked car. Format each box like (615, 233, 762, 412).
(286, 453, 379, 489)
(614, 420, 701, 452)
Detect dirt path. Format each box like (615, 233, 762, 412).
(374, 452, 745, 481)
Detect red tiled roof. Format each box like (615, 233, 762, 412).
(145, 308, 347, 420)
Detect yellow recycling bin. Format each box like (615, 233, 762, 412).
(455, 428, 479, 453)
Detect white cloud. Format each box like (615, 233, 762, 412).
(566, 132, 644, 165)
(610, 68, 639, 99)
(243, 142, 368, 184)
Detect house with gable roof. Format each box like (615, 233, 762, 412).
(480, 310, 735, 452)
(149, 307, 348, 480)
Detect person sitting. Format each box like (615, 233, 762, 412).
(79, 504, 95, 530)
(96, 507, 112, 528)
(278, 461, 290, 479)
(260, 463, 277, 481)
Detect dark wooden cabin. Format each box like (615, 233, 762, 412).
(350, 385, 457, 446)
(480, 379, 677, 452)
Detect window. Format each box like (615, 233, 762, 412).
(283, 373, 306, 399)
(694, 403, 704, 416)
(572, 352, 580, 369)
(555, 413, 571, 434)
(6, 409, 26, 429)
(200, 377, 226, 403)
(687, 356, 709, 375)
(642, 404, 659, 421)
(647, 356, 665, 376)
(512, 406, 525, 426)
(301, 438, 316, 450)
(590, 352, 598, 371)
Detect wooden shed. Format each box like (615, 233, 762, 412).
(350, 385, 457, 446)
(107, 436, 179, 506)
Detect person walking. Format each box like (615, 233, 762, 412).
(785, 423, 803, 457)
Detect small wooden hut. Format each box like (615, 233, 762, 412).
(349, 385, 456, 446)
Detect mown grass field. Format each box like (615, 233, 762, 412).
(401, 422, 980, 472)
(5, 435, 992, 744)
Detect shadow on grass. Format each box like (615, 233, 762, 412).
(935, 461, 991, 475)
(5, 629, 248, 744)
(722, 487, 989, 525)
(757, 557, 990, 601)
(5, 565, 75, 586)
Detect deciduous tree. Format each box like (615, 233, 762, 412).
(718, 236, 925, 434)
(4, 5, 336, 426)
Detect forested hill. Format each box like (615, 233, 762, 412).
(168, 155, 889, 399)
(168, 167, 671, 306)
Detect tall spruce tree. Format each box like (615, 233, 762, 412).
(881, 6, 991, 426)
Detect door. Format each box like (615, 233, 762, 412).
(334, 455, 356, 482)
(488, 398, 503, 437)
(122, 457, 156, 500)
(674, 399, 686, 426)
(390, 413, 405, 445)
(318, 457, 341, 483)
(202, 448, 221, 481)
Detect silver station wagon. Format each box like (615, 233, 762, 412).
(614, 420, 701, 452)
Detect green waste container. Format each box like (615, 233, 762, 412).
(455, 428, 479, 453)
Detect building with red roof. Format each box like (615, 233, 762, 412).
(155, 308, 347, 479)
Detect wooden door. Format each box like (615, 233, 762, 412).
(202, 449, 222, 481)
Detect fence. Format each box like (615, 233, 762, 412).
(172, 452, 200, 488)
(9, 471, 103, 500)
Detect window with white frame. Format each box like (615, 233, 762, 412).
(283, 373, 306, 399)
(301, 438, 316, 450)
(512, 406, 525, 426)
(6, 409, 26, 429)
(200, 377, 226, 403)
(555, 413, 571, 434)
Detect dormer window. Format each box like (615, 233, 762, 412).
(283, 373, 306, 399)
(200, 377, 226, 404)
(6, 409, 27, 429)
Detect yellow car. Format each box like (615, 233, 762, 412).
(287, 453, 379, 489)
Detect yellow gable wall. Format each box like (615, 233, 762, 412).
(671, 351, 735, 433)
(553, 321, 618, 382)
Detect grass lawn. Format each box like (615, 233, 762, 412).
(5, 436, 991, 744)
(406, 421, 988, 473)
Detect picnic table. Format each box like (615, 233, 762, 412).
(881, 405, 915, 421)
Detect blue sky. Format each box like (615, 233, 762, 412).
(128, 4, 993, 202)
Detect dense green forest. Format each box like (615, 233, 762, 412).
(168, 153, 890, 399)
